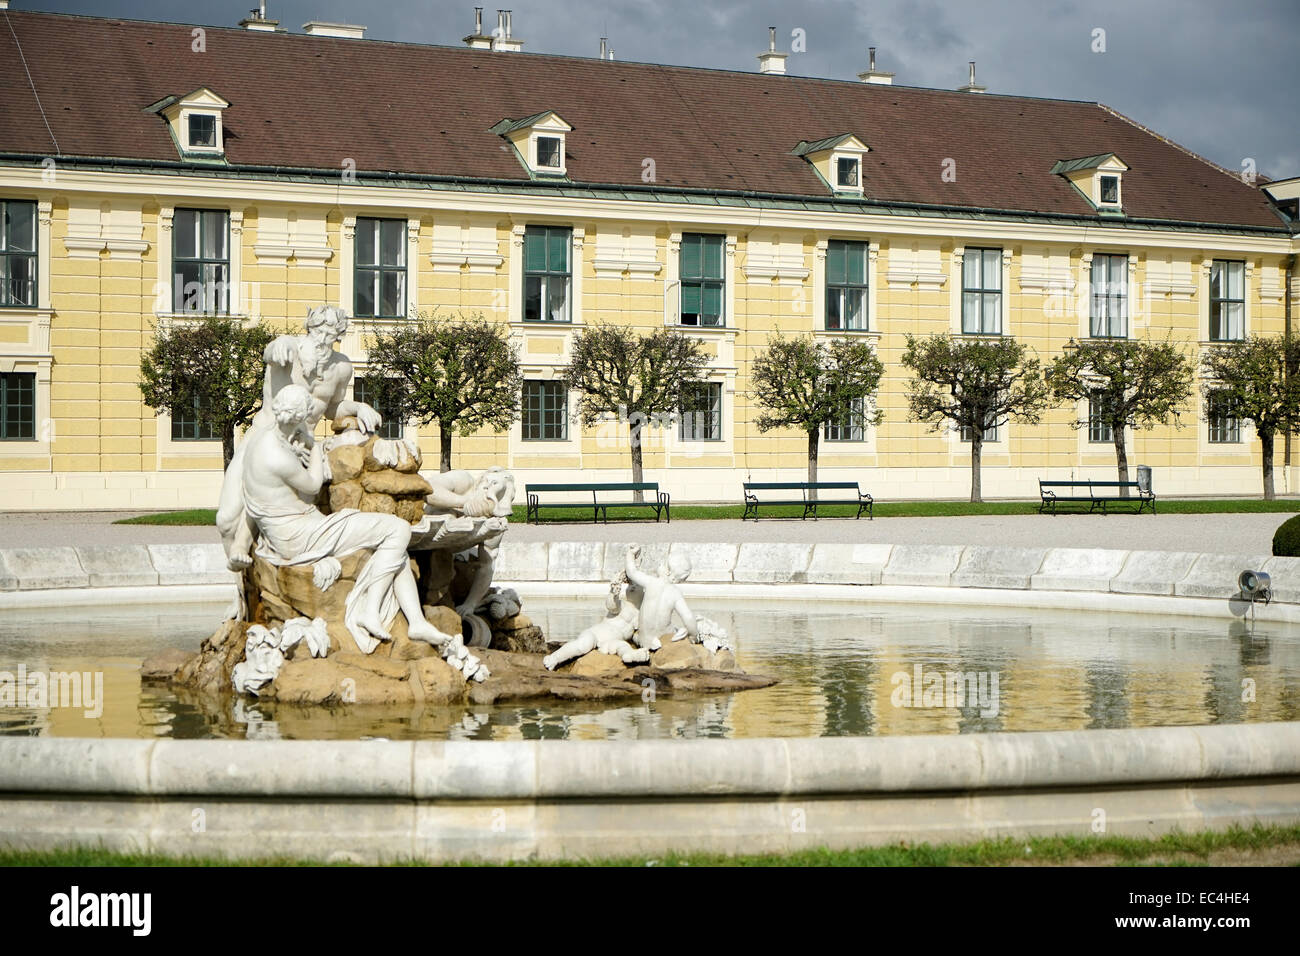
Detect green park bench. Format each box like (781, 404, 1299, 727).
(741, 481, 873, 520)
(1038, 479, 1156, 515)
(525, 482, 670, 524)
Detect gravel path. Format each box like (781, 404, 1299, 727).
(0, 509, 1292, 555)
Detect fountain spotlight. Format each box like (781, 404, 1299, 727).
(1238, 570, 1271, 604)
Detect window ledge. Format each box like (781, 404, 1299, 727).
(155, 312, 254, 323)
(816, 328, 879, 339)
(1200, 338, 1247, 347)
(674, 324, 737, 337)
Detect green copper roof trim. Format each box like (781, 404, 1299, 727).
(792, 134, 861, 157)
(0, 153, 1287, 237)
(1051, 153, 1120, 175)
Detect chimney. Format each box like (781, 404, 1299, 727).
(302, 22, 367, 39)
(757, 26, 788, 75)
(857, 46, 895, 84)
(958, 60, 987, 93)
(463, 7, 493, 49)
(0, 2, 9, 10)
(599, 37, 607, 59)
(239, 2, 282, 31)
(491, 9, 524, 52)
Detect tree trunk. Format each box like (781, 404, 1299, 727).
(1113, 422, 1130, 496)
(807, 429, 819, 502)
(1261, 429, 1276, 500)
(629, 417, 645, 503)
(970, 431, 983, 503)
(439, 422, 453, 473)
(221, 423, 236, 470)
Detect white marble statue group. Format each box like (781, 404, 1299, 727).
(543, 544, 731, 671)
(215, 305, 491, 682)
(216, 304, 727, 696)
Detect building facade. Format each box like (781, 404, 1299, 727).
(0, 8, 1297, 510)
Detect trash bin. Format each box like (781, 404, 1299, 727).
(1136, 465, 1153, 495)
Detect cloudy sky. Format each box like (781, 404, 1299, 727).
(25, 0, 1300, 179)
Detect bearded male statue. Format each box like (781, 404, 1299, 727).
(216, 305, 382, 571)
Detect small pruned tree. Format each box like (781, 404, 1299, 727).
(560, 323, 710, 499)
(749, 334, 885, 487)
(902, 333, 1051, 502)
(139, 315, 275, 468)
(1045, 337, 1194, 494)
(365, 311, 522, 472)
(1200, 334, 1300, 499)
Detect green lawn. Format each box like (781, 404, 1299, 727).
(3, 823, 1295, 867)
(114, 498, 1300, 527)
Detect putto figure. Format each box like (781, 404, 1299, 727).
(216, 305, 382, 571)
(542, 578, 651, 671)
(240, 384, 482, 678)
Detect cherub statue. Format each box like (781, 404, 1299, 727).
(624, 544, 698, 645)
(542, 577, 651, 671)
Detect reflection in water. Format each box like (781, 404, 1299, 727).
(1, 598, 1299, 741)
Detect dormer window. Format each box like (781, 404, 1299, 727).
(792, 133, 869, 197)
(491, 110, 573, 177)
(837, 157, 860, 188)
(188, 114, 217, 149)
(1052, 153, 1128, 213)
(146, 87, 230, 161)
(536, 136, 562, 169)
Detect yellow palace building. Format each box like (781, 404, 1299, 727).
(0, 6, 1297, 510)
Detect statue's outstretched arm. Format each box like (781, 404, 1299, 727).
(624, 546, 651, 588)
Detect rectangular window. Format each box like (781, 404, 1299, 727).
(353, 376, 403, 441)
(961, 248, 1002, 334)
(0, 371, 35, 441)
(188, 114, 216, 148)
(173, 208, 229, 314)
(355, 217, 407, 319)
(1207, 391, 1241, 444)
(1, 199, 38, 308)
(1088, 390, 1113, 444)
(522, 380, 567, 441)
(960, 413, 1001, 443)
(825, 239, 869, 331)
(523, 225, 571, 323)
(1090, 254, 1128, 338)
(836, 157, 859, 188)
(536, 136, 562, 169)
(679, 382, 722, 441)
(1210, 259, 1245, 341)
(679, 233, 724, 327)
(171, 393, 221, 442)
(824, 396, 865, 442)
(1099, 175, 1119, 205)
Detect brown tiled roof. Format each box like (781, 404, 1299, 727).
(0, 10, 1285, 230)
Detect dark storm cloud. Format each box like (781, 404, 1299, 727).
(25, 0, 1300, 178)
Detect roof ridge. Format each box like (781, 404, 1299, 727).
(5, 7, 1106, 106)
(1096, 102, 1250, 186)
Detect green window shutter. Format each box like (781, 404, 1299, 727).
(681, 283, 702, 316)
(702, 236, 723, 279)
(524, 229, 547, 272)
(681, 236, 701, 279)
(702, 283, 722, 318)
(548, 229, 568, 273)
(846, 244, 866, 285)
(826, 242, 846, 285)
